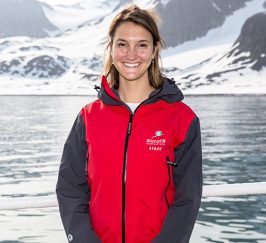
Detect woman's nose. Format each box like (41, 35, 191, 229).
(126, 46, 137, 59)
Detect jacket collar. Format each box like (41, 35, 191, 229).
(97, 75, 184, 105)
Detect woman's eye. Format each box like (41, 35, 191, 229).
(139, 43, 147, 48)
(117, 42, 126, 47)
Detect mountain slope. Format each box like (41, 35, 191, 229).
(167, 11, 266, 94)
(0, 0, 265, 94)
(227, 12, 266, 71)
(0, 0, 59, 38)
(158, 0, 252, 47)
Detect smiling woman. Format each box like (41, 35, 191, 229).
(56, 4, 202, 243)
(112, 22, 154, 82)
(111, 21, 157, 102)
(103, 5, 165, 91)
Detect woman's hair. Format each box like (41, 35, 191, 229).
(102, 4, 165, 89)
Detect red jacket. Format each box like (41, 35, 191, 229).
(56, 76, 202, 243)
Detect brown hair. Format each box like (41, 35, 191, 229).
(102, 4, 165, 89)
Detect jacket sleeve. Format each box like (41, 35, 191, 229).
(56, 113, 101, 243)
(152, 117, 202, 243)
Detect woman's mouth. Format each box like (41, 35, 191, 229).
(123, 62, 140, 68)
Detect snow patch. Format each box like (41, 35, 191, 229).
(212, 2, 222, 12)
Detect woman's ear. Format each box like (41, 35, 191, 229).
(152, 42, 159, 59)
(109, 42, 114, 59)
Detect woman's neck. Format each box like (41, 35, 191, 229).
(118, 80, 155, 103)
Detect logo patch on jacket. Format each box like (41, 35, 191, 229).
(146, 130, 166, 151)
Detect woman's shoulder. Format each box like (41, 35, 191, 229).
(171, 100, 197, 118)
(80, 98, 102, 114)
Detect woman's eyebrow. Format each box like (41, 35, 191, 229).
(138, 40, 150, 43)
(115, 38, 126, 42)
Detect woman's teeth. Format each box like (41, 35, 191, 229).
(124, 63, 140, 67)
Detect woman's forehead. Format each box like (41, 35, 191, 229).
(113, 22, 153, 41)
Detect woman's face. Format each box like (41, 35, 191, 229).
(111, 21, 156, 85)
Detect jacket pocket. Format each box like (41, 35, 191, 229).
(164, 156, 178, 208)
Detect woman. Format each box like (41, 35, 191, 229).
(56, 5, 202, 243)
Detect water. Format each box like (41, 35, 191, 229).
(0, 95, 266, 243)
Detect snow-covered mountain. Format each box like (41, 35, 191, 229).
(228, 12, 266, 72)
(158, 0, 252, 46)
(0, 0, 59, 38)
(0, 0, 265, 95)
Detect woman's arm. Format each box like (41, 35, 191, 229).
(56, 114, 101, 243)
(152, 117, 203, 243)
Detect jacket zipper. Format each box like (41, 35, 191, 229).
(101, 86, 145, 243)
(121, 99, 149, 243)
(122, 114, 133, 243)
(98, 80, 166, 242)
(165, 164, 171, 209)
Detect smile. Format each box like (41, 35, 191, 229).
(123, 62, 140, 68)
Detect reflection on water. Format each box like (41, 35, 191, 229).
(0, 95, 266, 243)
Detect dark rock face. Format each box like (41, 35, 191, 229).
(158, 0, 251, 47)
(0, 55, 70, 78)
(173, 12, 266, 89)
(228, 12, 266, 71)
(0, 0, 58, 38)
(0, 57, 23, 74)
(23, 55, 69, 78)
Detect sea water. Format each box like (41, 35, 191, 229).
(0, 95, 265, 243)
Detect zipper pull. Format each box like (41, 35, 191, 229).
(128, 122, 132, 135)
(166, 156, 178, 167)
(127, 115, 133, 135)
